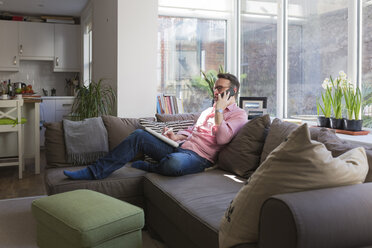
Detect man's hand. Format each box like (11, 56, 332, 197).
(162, 127, 187, 141)
(215, 91, 235, 111)
(214, 90, 235, 126)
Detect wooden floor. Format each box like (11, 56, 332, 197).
(0, 148, 47, 200)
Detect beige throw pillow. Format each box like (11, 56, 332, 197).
(218, 115, 271, 178)
(219, 123, 368, 248)
(316, 128, 372, 182)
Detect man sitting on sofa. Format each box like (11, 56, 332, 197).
(64, 73, 248, 180)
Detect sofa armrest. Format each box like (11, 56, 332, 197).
(259, 183, 372, 248)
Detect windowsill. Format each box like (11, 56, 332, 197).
(335, 133, 372, 148)
(281, 118, 372, 148)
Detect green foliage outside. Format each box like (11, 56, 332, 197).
(191, 65, 247, 98)
(362, 84, 372, 128)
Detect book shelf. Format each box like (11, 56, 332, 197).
(156, 94, 184, 114)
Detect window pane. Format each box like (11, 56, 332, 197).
(287, 0, 348, 117)
(159, 0, 232, 12)
(158, 16, 226, 112)
(240, 0, 277, 116)
(362, 0, 372, 128)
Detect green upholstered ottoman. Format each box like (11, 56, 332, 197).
(31, 189, 144, 248)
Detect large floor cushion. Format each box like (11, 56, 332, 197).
(32, 189, 144, 248)
(144, 169, 245, 248)
(44, 165, 147, 208)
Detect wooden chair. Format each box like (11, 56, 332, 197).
(0, 99, 25, 179)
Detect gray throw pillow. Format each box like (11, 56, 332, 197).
(44, 122, 71, 168)
(101, 115, 142, 151)
(218, 115, 271, 178)
(63, 117, 109, 165)
(260, 118, 299, 164)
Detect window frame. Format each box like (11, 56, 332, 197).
(158, 2, 237, 79)
(238, 0, 364, 120)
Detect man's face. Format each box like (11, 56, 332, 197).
(213, 78, 231, 101)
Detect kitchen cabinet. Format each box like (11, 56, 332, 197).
(54, 24, 81, 72)
(0, 21, 19, 71)
(40, 97, 74, 146)
(19, 22, 54, 60)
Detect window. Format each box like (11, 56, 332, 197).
(158, 0, 231, 113)
(287, 0, 348, 117)
(83, 17, 92, 86)
(158, 17, 226, 112)
(240, 0, 277, 116)
(362, 0, 372, 128)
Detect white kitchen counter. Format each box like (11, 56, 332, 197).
(42, 96, 75, 100)
(40, 97, 75, 146)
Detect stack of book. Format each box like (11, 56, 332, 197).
(156, 94, 184, 114)
(41, 16, 75, 24)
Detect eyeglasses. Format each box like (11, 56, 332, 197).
(213, 86, 230, 92)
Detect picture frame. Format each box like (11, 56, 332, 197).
(239, 97, 268, 120)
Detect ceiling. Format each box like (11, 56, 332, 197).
(0, 0, 89, 17)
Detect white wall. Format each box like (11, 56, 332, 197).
(91, 0, 118, 113)
(117, 0, 158, 118)
(0, 60, 76, 96)
(90, 0, 158, 118)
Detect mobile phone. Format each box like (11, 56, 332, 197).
(221, 87, 235, 99)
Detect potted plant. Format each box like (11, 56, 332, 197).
(316, 83, 332, 127)
(201, 65, 225, 101)
(71, 79, 116, 121)
(344, 86, 363, 131)
(329, 74, 344, 129)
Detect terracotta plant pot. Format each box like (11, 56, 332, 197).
(344, 119, 363, 131)
(317, 116, 331, 128)
(330, 118, 344, 129)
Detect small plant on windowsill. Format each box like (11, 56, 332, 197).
(70, 79, 116, 121)
(321, 72, 344, 129)
(316, 84, 332, 128)
(344, 83, 363, 131)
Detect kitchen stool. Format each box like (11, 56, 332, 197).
(0, 99, 26, 179)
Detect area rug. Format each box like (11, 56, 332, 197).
(0, 195, 44, 248)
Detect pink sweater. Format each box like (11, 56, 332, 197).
(178, 103, 247, 163)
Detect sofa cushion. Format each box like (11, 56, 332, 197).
(317, 128, 372, 182)
(156, 113, 200, 123)
(308, 126, 335, 141)
(144, 169, 245, 248)
(101, 115, 142, 151)
(138, 118, 195, 163)
(139, 118, 195, 134)
(219, 123, 368, 248)
(44, 165, 147, 208)
(44, 122, 71, 168)
(63, 117, 109, 165)
(259, 121, 323, 165)
(218, 115, 271, 178)
(260, 118, 299, 164)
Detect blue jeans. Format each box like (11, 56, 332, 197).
(88, 129, 212, 179)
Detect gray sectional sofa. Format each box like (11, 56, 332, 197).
(43, 113, 372, 248)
